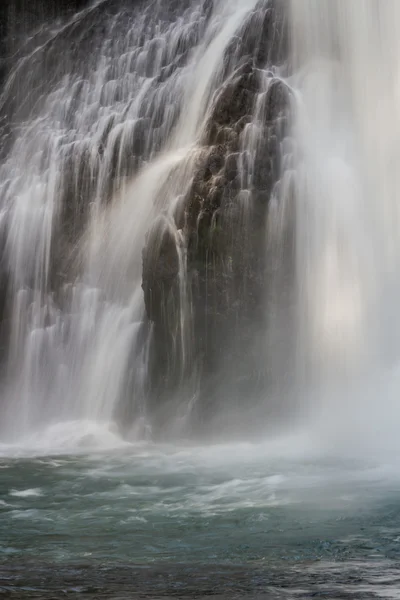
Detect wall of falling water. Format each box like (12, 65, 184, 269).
(285, 1, 400, 393)
(0, 0, 282, 441)
(5, 0, 395, 443)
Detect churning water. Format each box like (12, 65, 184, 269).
(1, 433, 400, 598)
(1, 0, 400, 597)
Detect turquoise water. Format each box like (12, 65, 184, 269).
(1, 423, 400, 597)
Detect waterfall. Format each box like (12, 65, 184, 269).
(290, 1, 400, 370)
(267, 1, 400, 438)
(0, 0, 287, 442)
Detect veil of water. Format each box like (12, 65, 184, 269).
(287, 1, 400, 384)
(0, 0, 266, 441)
(256, 1, 400, 450)
(0, 0, 399, 449)
(0, 0, 399, 447)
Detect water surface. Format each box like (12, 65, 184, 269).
(1, 423, 400, 598)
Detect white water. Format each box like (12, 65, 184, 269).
(0, 0, 261, 441)
(256, 0, 400, 452)
(216, 0, 400, 457)
(288, 1, 400, 384)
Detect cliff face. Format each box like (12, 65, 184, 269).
(141, 0, 291, 429)
(0, 1, 88, 57)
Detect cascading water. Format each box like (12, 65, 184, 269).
(2, 0, 396, 445)
(1, 0, 399, 447)
(0, 0, 283, 442)
(270, 0, 400, 444)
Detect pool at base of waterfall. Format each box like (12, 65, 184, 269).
(1, 423, 400, 599)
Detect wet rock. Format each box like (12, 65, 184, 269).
(256, 1, 289, 67)
(264, 79, 292, 124)
(142, 222, 180, 325)
(223, 0, 288, 70)
(224, 153, 240, 182)
(207, 63, 258, 132)
(141, 0, 291, 425)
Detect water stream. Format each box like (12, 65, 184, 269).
(0, 0, 261, 440)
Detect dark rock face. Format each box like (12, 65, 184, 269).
(204, 64, 258, 141)
(142, 222, 180, 326)
(0, 1, 90, 60)
(141, 0, 292, 430)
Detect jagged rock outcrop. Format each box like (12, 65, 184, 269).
(141, 0, 291, 428)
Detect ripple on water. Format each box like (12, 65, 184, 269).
(0, 500, 17, 508)
(0, 441, 400, 591)
(9, 488, 43, 497)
